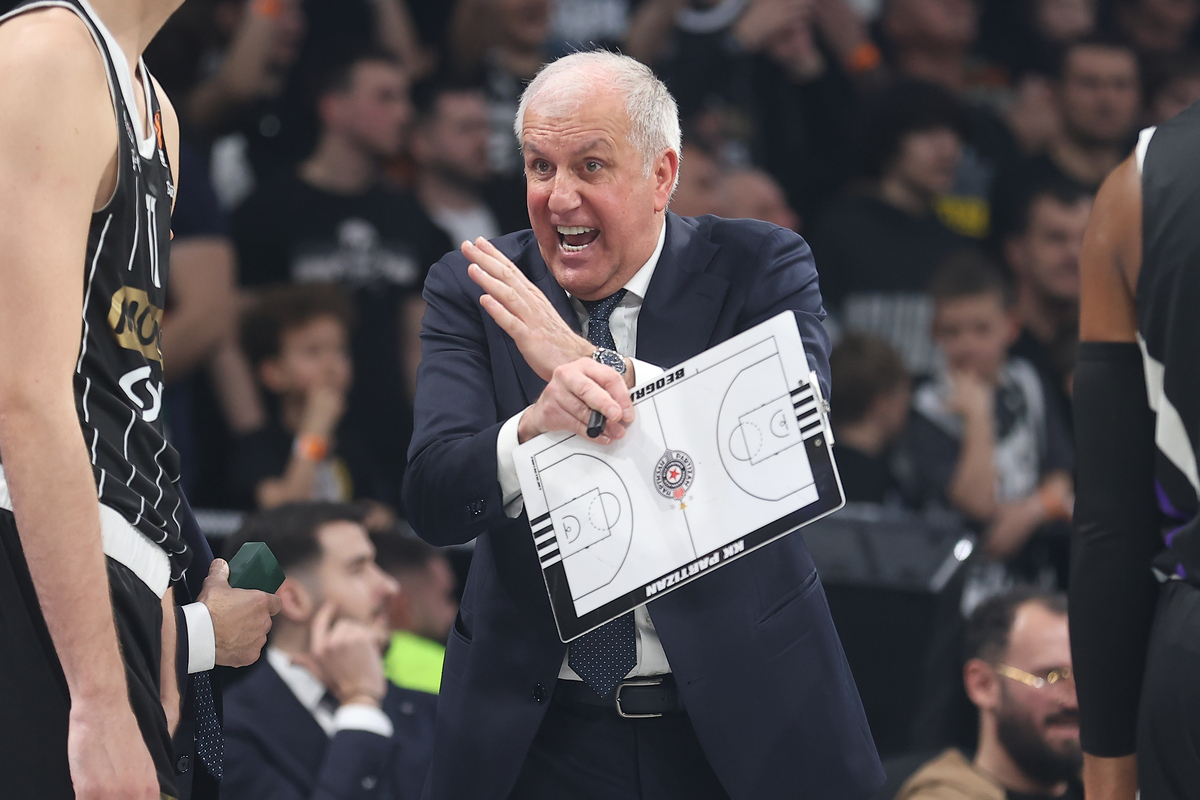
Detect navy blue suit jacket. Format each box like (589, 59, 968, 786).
(403, 214, 884, 800)
(222, 661, 438, 800)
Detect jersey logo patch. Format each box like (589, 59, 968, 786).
(107, 286, 163, 363)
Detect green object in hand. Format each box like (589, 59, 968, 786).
(227, 542, 286, 593)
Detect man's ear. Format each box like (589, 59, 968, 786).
(654, 148, 680, 213)
(277, 577, 314, 624)
(964, 657, 1001, 712)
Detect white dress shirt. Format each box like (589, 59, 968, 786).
(265, 646, 394, 737)
(495, 219, 672, 681)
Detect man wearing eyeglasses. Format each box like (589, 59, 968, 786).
(897, 588, 1083, 800)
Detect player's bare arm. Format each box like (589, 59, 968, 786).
(1075, 154, 1142, 800)
(0, 11, 158, 800)
(1079, 155, 1140, 344)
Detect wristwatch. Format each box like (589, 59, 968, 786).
(592, 347, 627, 375)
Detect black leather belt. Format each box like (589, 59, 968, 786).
(553, 676, 685, 719)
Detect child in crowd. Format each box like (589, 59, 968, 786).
(896, 251, 1074, 608)
(232, 283, 389, 513)
(829, 333, 912, 505)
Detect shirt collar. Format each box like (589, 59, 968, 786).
(565, 215, 666, 304)
(267, 645, 327, 715)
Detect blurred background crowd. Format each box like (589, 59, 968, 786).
(22, 0, 1199, 796)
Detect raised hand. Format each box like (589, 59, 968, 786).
(463, 237, 594, 381)
(302, 603, 388, 707)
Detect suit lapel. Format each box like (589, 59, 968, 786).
(636, 213, 728, 367)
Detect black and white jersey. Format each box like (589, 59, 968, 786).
(1137, 107, 1200, 585)
(0, 0, 189, 579)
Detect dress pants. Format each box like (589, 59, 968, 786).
(508, 683, 731, 800)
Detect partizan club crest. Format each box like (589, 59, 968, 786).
(654, 450, 695, 500)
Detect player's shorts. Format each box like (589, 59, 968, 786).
(1138, 580, 1200, 800)
(0, 507, 177, 799)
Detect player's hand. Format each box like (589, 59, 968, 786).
(464, 237, 595, 380)
(300, 384, 345, 440)
(301, 603, 388, 707)
(518, 357, 635, 445)
(199, 558, 282, 668)
(67, 697, 160, 800)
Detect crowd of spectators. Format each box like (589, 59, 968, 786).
(117, 0, 1200, 796)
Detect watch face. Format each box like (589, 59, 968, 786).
(595, 348, 626, 374)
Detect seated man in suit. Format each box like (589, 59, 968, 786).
(404, 50, 883, 800)
(222, 502, 437, 800)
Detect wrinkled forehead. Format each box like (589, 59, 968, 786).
(519, 91, 631, 154)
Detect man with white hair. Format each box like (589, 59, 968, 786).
(403, 51, 884, 800)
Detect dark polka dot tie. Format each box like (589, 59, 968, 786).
(569, 288, 636, 698)
(193, 670, 222, 779)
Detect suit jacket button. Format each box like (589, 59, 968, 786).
(176, 754, 190, 774)
(533, 683, 546, 702)
(362, 776, 378, 790)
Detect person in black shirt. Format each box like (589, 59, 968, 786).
(897, 588, 1083, 800)
(896, 253, 1074, 607)
(829, 333, 912, 505)
(990, 38, 1139, 242)
(809, 80, 971, 375)
(233, 283, 391, 516)
(234, 47, 450, 502)
(1001, 179, 1093, 418)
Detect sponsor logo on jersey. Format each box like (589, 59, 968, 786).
(654, 450, 695, 500)
(107, 286, 163, 363)
(118, 366, 163, 422)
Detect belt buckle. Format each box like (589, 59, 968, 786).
(615, 677, 664, 719)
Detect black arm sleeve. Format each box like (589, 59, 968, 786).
(1070, 341, 1163, 757)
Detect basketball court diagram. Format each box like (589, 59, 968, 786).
(515, 312, 843, 631)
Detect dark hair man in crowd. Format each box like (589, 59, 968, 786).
(992, 37, 1138, 235)
(1002, 180, 1094, 414)
(410, 80, 529, 245)
(810, 79, 970, 374)
(221, 502, 437, 800)
(373, 530, 459, 695)
(233, 47, 450, 506)
(897, 588, 1082, 800)
(404, 50, 882, 800)
(829, 333, 912, 505)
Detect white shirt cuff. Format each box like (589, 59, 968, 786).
(629, 358, 664, 385)
(497, 411, 526, 518)
(333, 703, 394, 737)
(182, 602, 216, 674)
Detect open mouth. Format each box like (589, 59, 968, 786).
(557, 225, 600, 253)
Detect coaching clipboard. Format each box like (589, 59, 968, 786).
(513, 311, 845, 642)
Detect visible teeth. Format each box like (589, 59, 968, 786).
(557, 226, 596, 235)
(562, 242, 591, 252)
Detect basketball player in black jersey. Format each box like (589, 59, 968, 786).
(1071, 110, 1200, 796)
(0, 1, 276, 799)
